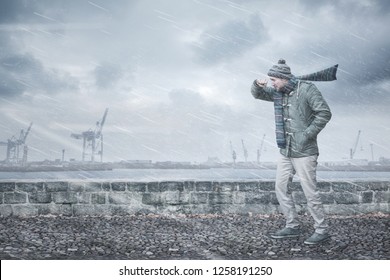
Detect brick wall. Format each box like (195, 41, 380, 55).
(0, 181, 389, 217)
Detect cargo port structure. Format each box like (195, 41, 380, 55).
(241, 139, 248, 162)
(71, 108, 108, 162)
(0, 122, 33, 165)
(350, 130, 362, 160)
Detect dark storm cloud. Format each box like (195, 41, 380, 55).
(0, 0, 388, 162)
(0, 0, 83, 98)
(0, 0, 35, 24)
(322, 32, 389, 105)
(194, 14, 267, 64)
(340, 48, 390, 85)
(0, 0, 132, 96)
(297, 1, 390, 84)
(299, 0, 390, 16)
(0, 0, 69, 25)
(0, 71, 24, 97)
(94, 62, 124, 89)
(0, 53, 78, 97)
(271, 0, 390, 106)
(283, 0, 390, 84)
(306, 35, 390, 85)
(0, 0, 131, 26)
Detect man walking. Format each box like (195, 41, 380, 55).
(251, 59, 336, 245)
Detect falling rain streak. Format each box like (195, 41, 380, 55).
(0, 0, 389, 174)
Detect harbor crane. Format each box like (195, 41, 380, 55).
(0, 122, 33, 165)
(241, 139, 248, 162)
(257, 134, 266, 164)
(350, 130, 361, 160)
(71, 108, 108, 162)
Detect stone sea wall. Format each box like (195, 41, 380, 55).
(0, 181, 389, 217)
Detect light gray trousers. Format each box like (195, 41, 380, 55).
(275, 154, 328, 234)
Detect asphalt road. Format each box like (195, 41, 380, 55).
(0, 213, 389, 260)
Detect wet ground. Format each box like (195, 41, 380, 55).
(0, 213, 389, 260)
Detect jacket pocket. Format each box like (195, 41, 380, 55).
(292, 131, 309, 152)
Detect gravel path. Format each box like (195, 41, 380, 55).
(0, 213, 389, 260)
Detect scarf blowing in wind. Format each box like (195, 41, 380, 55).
(268, 59, 338, 149)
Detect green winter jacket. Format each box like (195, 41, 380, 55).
(251, 80, 332, 158)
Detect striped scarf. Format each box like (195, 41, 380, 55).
(296, 64, 338, 81)
(273, 64, 338, 149)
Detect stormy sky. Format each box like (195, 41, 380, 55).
(0, 0, 389, 163)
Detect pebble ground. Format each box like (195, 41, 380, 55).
(0, 213, 389, 260)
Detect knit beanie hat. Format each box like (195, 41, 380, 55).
(267, 59, 293, 80)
